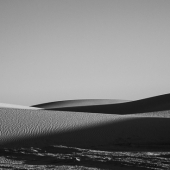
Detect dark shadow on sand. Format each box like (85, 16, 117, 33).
(1, 117, 170, 150)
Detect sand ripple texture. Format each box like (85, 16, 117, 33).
(0, 108, 127, 147)
(1, 108, 170, 148)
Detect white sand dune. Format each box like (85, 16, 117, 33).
(32, 99, 129, 109)
(0, 103, 41, 110)
(0, 107, 170, 149)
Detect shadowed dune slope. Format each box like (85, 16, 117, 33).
(34, 93, 170, 114)
(32, 99, 129, 109)
(0, 107, 170, 149)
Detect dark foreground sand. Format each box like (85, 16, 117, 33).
(0, 145, 169, 169)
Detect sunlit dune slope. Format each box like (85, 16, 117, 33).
(0, 107, 170, 149)
(0, 103, 40, 110)
(34, 93, 170, 114)
(32, 99, 129, 109)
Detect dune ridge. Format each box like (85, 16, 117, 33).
(33, 93, 170, 114)
(0, 103, 40, 110)
(32, 99, 129, 109)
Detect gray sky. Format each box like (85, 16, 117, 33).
(0, 0, 170, 106)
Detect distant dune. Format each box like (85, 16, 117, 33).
(32, 99, 129, 109)
(33, 93, 170, 114)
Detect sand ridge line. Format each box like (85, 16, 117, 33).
(0, 103, 41, 110)
(32, 99, 129, 109)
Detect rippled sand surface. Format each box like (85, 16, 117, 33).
(1, 107, 170, 148)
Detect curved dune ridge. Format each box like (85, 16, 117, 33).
(33, 93, 170, 114)
(32, 99, 129, 109)
(0, 103, 40, 110)
(0, 107, 170, 148)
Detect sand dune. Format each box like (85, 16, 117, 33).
(34, 93, 170, 114)
(0, 107, 170, 149)
(32, 99, 129, 109)
(1, 94, 170, 150)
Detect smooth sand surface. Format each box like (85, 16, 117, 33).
(0, 103, 41, 110)
(37, 93, 170, 114)
(0, 107, 170, 149)
(32, 99, 129, 109)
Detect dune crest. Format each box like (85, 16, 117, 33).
(32, 99, 129, 109)
(0, 103, 40, 110)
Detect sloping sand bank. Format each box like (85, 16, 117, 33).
(0, 107, 170, 150)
